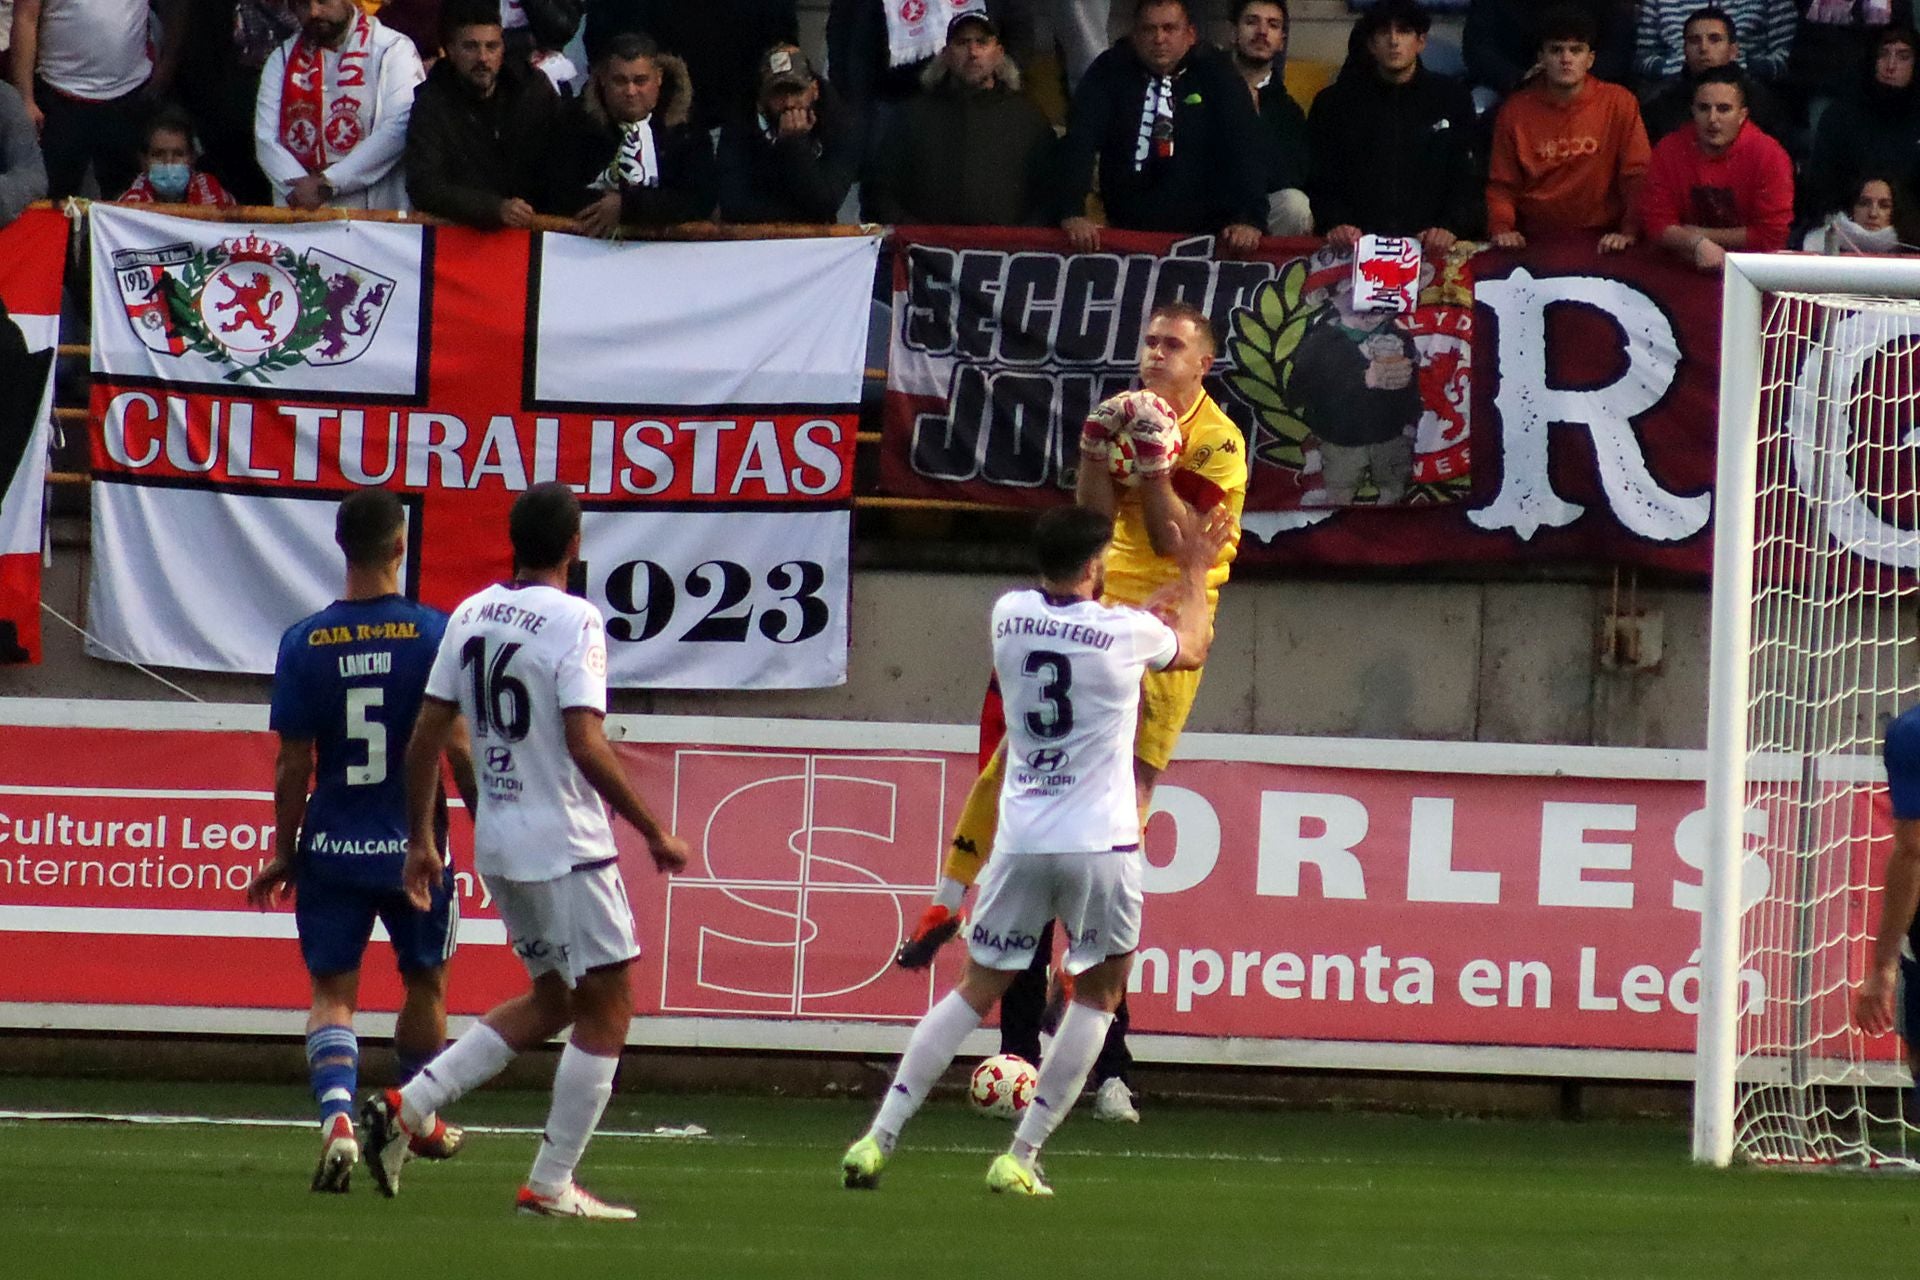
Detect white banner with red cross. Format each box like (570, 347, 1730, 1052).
(86, 208, 880, 688)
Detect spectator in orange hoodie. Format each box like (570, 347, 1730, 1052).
(1485, 4, 1649, 253)
(1638, 63, 1794, 272)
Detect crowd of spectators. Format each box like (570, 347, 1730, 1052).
(0, 0, 1914, 264)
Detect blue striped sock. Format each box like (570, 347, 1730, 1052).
(306, 1025, 359, 1127)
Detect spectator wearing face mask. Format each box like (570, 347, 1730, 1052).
(119, 106, 238, 205)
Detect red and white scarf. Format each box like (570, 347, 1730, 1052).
(279, 10, 377, 171)
(121, 172, 238, 207)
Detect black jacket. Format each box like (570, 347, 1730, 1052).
(406, 58, 561, 227)
(1800, 46, 1920, 220)
(1055, 41, 1266, 233)
(865, 58, 1056, 225)
(537, 52, 717, 224)
(1253, 73, 1309, 193)
(1289, 320, 1420, 448)
(1792, 1, 1918, 92)
(586, 0, 798, 130)
(716, 79, 859, 222)
(1307, 62, 1482, 238)
(826, 0, 926, 109)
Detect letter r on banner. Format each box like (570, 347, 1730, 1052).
(1472, 269, 1708, 542)
(1256, 791, 1368, 899)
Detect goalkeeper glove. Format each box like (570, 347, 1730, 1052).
(1128, 416, 1181, 478)
(1121, 389, 1177, 433)
(1079, 394, 1131, 464)
(894, 903, 964, 970)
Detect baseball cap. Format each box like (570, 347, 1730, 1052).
(759, 45, 817, 95)
(946, 9, 999, 40)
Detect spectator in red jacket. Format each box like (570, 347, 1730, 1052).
(1638, 64, 1793, 271)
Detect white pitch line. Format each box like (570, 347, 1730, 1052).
(0, 1110, 710, 1139)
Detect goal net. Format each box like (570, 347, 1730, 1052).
(1698, 255, 1920, 1168)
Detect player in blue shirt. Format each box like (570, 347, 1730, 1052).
(1854, 706, 1920, 1100)
(247, 489, 476, 1193)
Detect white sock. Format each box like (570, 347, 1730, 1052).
(932, 876, 966, 911)
(399, 1022, 515, 1131)
(870, 991, 983, 1149)
(1011, 1002, 1113, 1163)
(527, 1042, 619, 1195)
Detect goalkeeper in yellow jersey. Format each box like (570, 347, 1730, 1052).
(894, 300, 1246, 1121)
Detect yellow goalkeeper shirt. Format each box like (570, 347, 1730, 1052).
(1102, 389, 1248, 613)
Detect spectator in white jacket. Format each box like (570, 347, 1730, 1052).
(254, 0, 423, 210)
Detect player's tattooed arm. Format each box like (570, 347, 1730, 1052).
(246, 735, 313, 908)
(401, 697, 462, 910)
(563, 707, 691, 874)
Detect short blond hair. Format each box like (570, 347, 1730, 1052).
(1147, 300, 1218, 358)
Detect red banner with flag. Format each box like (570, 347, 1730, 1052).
(0, 208, 69, 665)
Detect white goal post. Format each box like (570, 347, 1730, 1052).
(1697, 252, 1920, 1168)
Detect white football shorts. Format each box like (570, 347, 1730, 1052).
(489, 859, 639, 987)
(966, 849, 1142, 975)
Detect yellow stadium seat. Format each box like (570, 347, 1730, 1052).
(1284, 58, 1336, 108)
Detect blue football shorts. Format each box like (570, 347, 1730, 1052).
(295, 869, 458, 978)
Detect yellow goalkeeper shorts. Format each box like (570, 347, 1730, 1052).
(1135, 664, 1203, 772)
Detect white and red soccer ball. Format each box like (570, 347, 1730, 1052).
(1103, 390, 1184, 485)
(968, 1054, 1039, 1118)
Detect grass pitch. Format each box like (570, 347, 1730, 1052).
(0, 1076, 1912, 1280)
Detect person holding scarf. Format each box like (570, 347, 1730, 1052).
(255, 0, 424, 210)
(538, 29, 715, 236)
(1053, 0, 1267, 257)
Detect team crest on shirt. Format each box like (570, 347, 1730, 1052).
(323, 98, 365, 154)
(112, 232, 394, 382)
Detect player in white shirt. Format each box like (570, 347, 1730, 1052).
(841, 502, 1232, 1197)
(361, 483, 689, 1221)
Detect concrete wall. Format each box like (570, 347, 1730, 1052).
(6, 540, 1718, 750)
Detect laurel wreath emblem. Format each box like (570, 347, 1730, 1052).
(1225, 257, 1472, 503)
(1223, 259, 1316, 472)
(162, 244, 332, 384)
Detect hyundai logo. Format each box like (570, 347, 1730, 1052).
(1026, 748, 1066, 772)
